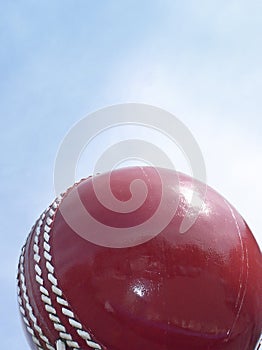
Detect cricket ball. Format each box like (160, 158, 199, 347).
(17, 166, 262, 350)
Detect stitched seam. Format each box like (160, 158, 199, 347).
(41, 196, 102, 349)
(17, 244, 49, 350)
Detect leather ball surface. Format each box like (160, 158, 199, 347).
(17, 166, 262, 350)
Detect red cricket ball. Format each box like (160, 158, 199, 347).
(17, 167, 262, 350)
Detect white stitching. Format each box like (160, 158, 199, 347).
(61, 307, 74, 318)
(48, 273, 58, 286)
(36, 275, 44, 285)
(32, 204, 80, 349)
(40, 286, 49, 296)
(17, 244, 54, 350)
(46, 261, 55, 274)
(18, 192, 103, 350)
(56, 339, 66, 350)
(44, 251, 52, 261)
(69, 319, 82, 329)
(52, 285, 63, 297)
(41, 295, 52, 305)
(57, 297, 69, 307)
(41, 199, 102, 349)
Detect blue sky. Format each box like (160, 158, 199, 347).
(1, 1, 262, 349)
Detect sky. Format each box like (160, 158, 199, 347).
(0, 1, 262, 349)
